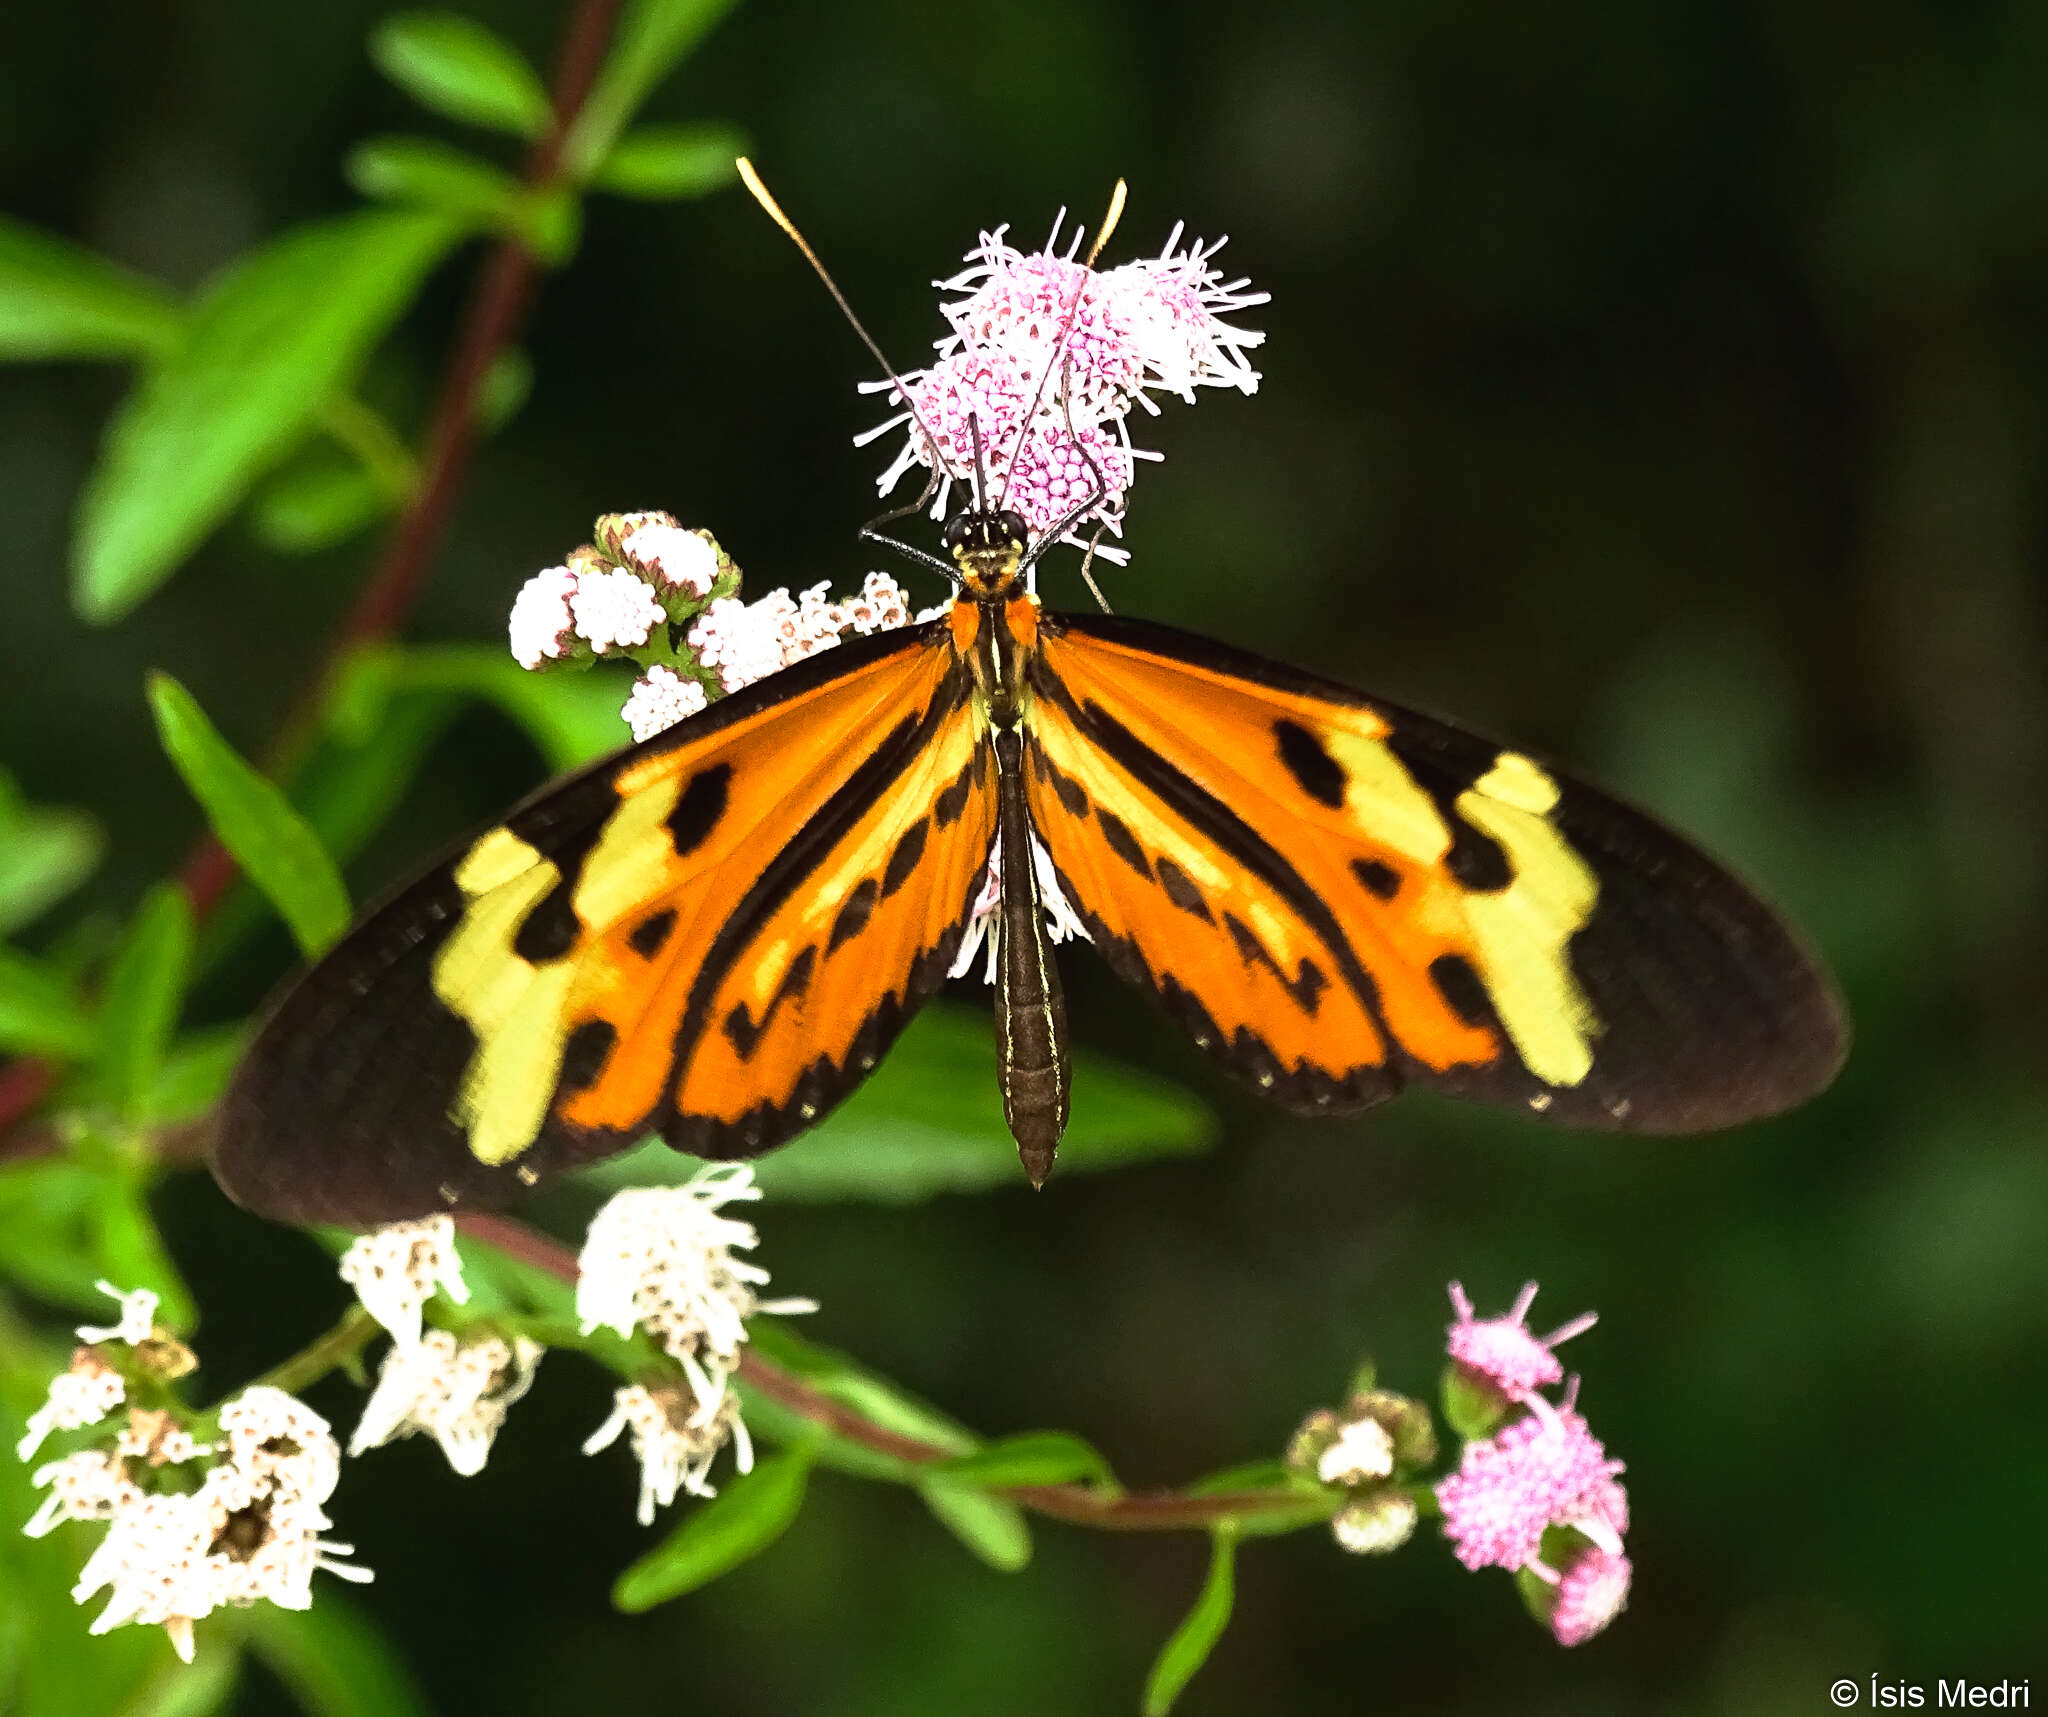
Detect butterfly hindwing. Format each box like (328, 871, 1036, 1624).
(214, 622, 992, 1225)
(1024, 612, 1846, 1131)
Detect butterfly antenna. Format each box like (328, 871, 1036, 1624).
(967, 413, 991, 513)
(997, 178, 1129, 511)
(737, 157, 957, 480)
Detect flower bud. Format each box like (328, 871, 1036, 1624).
(1331, 1487, 1419, 1556)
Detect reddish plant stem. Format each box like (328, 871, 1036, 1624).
(0, 0, 621, 1146)
(457, 1209, 1326, 1535)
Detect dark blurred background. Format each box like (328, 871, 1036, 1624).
(5, 0, 2047, 1711)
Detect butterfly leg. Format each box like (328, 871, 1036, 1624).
(992, 726, 1071, 1186)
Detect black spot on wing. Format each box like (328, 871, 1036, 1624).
(722, 944, 818, 1062)
(628, 909, 676, 959)
(667, 764, 731, 857)
(1096, 810, 1152, 879)
(881, 818, 929, 898)
(1352, 857, 1401, 900)
(1429, 953, 1491, 1028)
(1224, 912, 1329, 1015)
(828, 877, 879, 953)
(1034, 745, 1091, 817)
(559, 1019, 616, 1095)
(1155, 856, 1212, 922)
(511, 874, 581, 963)
(1274, 719, 1346, 809)
(1379, 731, 1513, 893)
(933, 758, 978, 826)
(1445, 824, 1512, 891)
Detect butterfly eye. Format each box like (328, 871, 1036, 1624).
(997, 509, 1030, 547)
(941, 514, 974, 551)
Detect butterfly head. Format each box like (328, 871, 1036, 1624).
(943, 507, 1031, 600)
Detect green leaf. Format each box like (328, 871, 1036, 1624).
(931, 1430, 1117, 1491)
(347, 136, 527, 230)
(0, 944, 95, 1057)
(114, 1650, 241, 1717)
(149, 673, 351, 957)
(94, 1183, 197, 1332)
(918, 1481, 1033, 1573)
(0, 771, 105, 935)
(587, 1002, 1214, 1203)
(1142, 1530, 1238, 1717)
(133, 1024, 248, 1126)
(369, 11, 552, 140)
(240, 1591, 433, 1717)
(592, 122, 744, 200)
(0, 1160, 113, 1308)
(73, 208, 462, 624)
(563, 0, 742, 182)
(330, 642, 630, 772)
(248, 456, 391, 554)
(95, 883, 193, 1114)
(0, 214, 181, 362)
(1441, 1361, 1515, 1443)
(611, 1446, 814, 1611)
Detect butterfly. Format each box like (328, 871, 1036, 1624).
(212, 487, 1848, 1226)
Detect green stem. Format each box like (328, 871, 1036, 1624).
(246, 1304, 382, 1398)
(318, 395, 421, 502)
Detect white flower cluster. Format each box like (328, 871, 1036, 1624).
(576, 1166, 814, 1516)
(25, 1386, 368, 1665)
(349, 1329, 542, 1477)
(684, 569, 913, 698)
(506, 513, 725, 671)
(338, 1216, 469, 1351)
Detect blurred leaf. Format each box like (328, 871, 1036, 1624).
(95, 883, 194, 1115)
(0, 1159, 194, 1325)
(249, 457, 391, 554)
(73, 209, 462, 624)
(1142, 1530, 1237, 1717)
(331, 642, 629, 772)
(348, 136, 526, 230)
(611, 1446, 814, 1611)
(149, 673, 351, 957)
(0, 213, 181, 362)
(116, 1650, 241, 1717)
(932, 1430, 1118, 1490)
(0, 770, 104, 934)
(95, 1177, 198, 1330)
(240, 1591, 433, 1717)
(0, 944, 95, 1057)
(448, 1228, 578, 1319)
(0, 1160, 109, 1308)
(592, 122, 744, 200)
(563, 0, 742, 182)
(918, 1481, 1033, 1572)
(369, 11, 552, 140)
(476, 347, 533, 432)
(587, 1002, 1214, 1203)
(133, 1023, 247, 1126)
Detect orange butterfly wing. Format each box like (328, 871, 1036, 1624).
(215, 624, 995, 1225)
(1024, 613, 1845, 1131)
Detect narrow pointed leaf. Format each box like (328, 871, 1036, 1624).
(1142, 1531, 1238, 1717)
(592, 123, 744, 200)
(348, 137, 527, 229)
(931, 1430, 1117, 1490)
(95, 883, 193, 1115)
(249, 458, 391, 555)
(0, 947, 95, 1057)
(0, 214, 180, 361)
(563, 0, 742, 182)
(369, 12, 552, 140)
(919, 1482, 1033, 1572)
(0, 772, 104, 934)
(73, 209, 461, 624)
(95, 1180, 198, 1331)
(150, 673, 350, 956)
(612, 1447, 814, 1611)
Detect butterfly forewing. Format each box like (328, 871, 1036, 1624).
(215, 622, 991, 1225)
(1024, 613, 1846, 1131)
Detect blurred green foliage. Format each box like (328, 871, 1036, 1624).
(1, 0, 2044, 1711)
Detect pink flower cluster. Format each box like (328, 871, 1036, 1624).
(865, 215, 1266, 562)
(1434, 1282, 1632, 1648)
